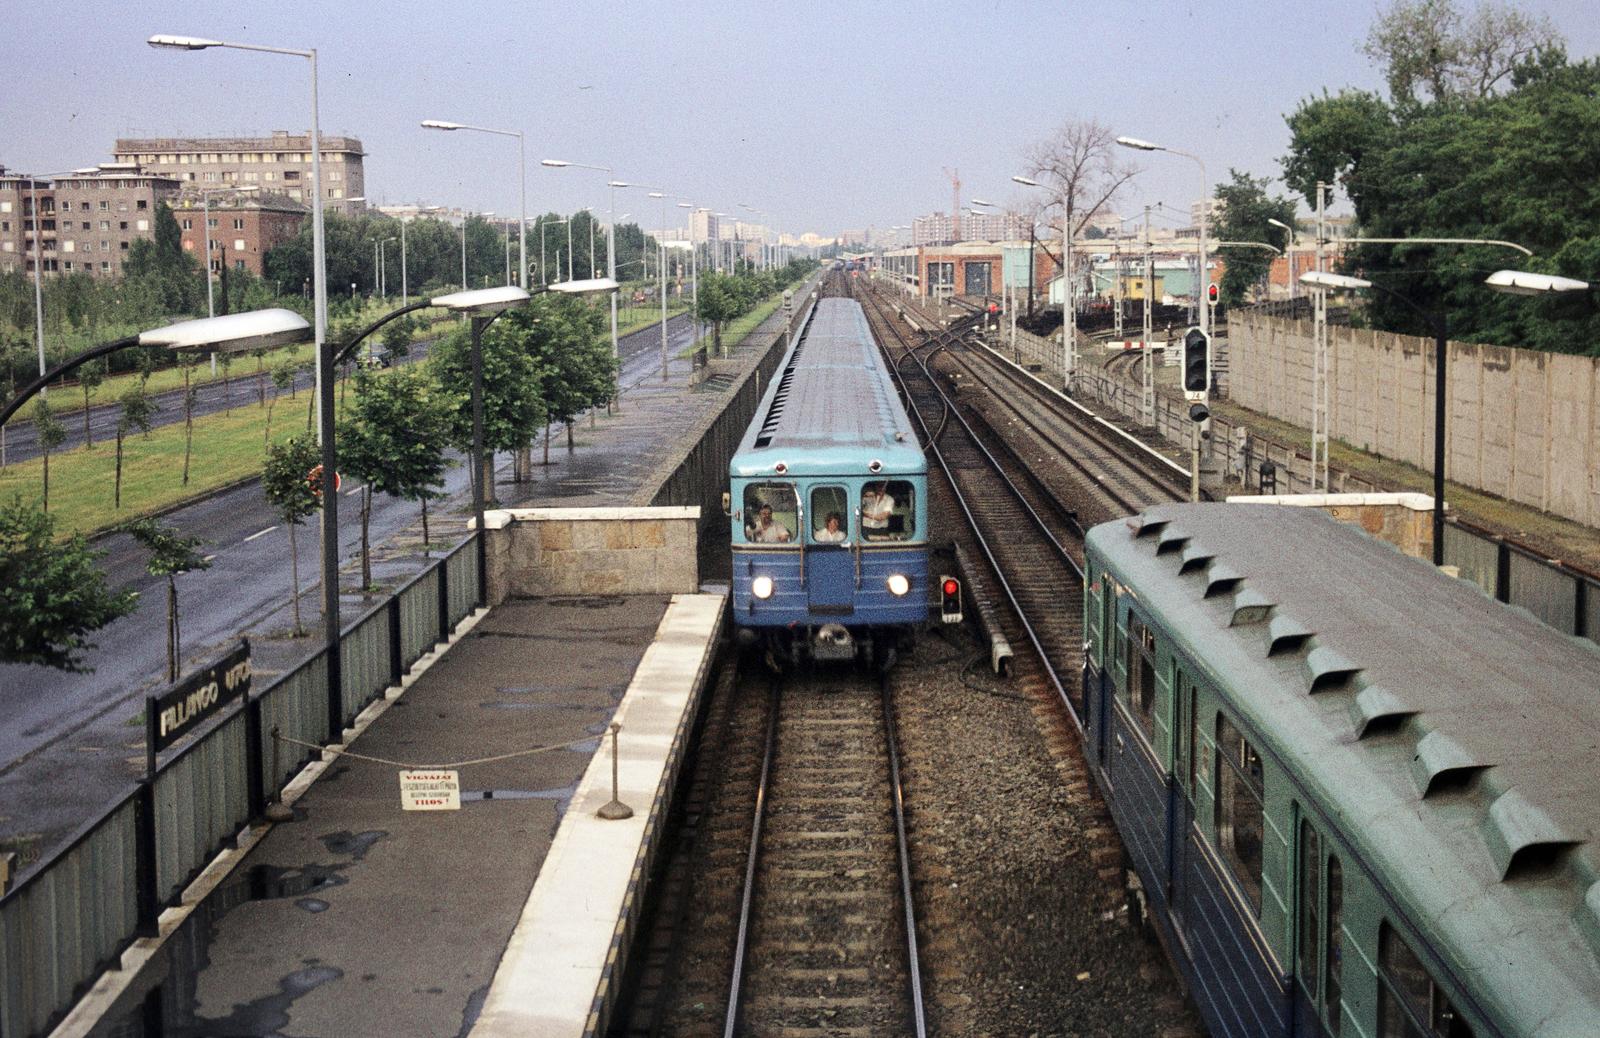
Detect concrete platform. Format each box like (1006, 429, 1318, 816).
(71, 592, 721, 1038)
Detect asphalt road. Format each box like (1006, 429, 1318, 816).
(0, 311, 700, 770)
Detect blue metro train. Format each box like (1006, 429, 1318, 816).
(728, 297, 929, 666)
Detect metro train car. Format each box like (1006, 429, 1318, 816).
(1081, 502, 1600, 1038)
(728, 297, 929, 666)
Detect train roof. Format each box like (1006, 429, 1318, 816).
(1086, 503, 1600, 1035)
(731, 298, 924, 478)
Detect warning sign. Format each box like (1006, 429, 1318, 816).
(398, 770, 461, 811)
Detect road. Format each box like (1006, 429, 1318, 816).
(0, 311, 700, 770)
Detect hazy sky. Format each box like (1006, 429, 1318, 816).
(4, 0, 1596, 238)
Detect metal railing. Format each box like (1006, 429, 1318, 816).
(0, 532, 483, 1038)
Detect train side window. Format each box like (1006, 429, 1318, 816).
(1378, 924, 1475, 1038)
(1187, 682, 1198, 794)
(1124, 618, 1157, 741)
(1299, 820, 1346, 1036)
(1299, 821, 1323, 1006)
(1326, 856, 1344, 1035)
(810, 486, 849, 543)
(1216, 714, 1264, 914)
(743, 483, 798, 544)
(861, 480, 915, 541)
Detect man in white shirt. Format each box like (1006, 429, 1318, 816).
(747, 503, 792, 543)
(861, 483, 896, 538)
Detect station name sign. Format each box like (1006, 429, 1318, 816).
(148, 640, 252, 753)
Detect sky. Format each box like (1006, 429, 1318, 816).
(3, 0, 1597, 240)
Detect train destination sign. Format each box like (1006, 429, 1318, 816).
(147, 640, 252, 754)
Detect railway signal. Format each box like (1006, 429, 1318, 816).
(1182, 328, 1210, 402)
(940, 575, 963, 624)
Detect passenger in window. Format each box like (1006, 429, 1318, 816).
(746, 503, 792, 543)
(861, 483, 896, 539)
(814, 512, 847, 543)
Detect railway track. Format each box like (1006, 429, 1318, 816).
(724, 668, 926, 1037)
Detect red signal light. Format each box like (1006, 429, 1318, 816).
(1206, 283, 1219, 304)
(942, 578, 959, 596)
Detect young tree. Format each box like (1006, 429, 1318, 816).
(697, 273, 748, 356)
(0, 495, 137, 671)
(219, 351, 234, 415)
(265, 359, 296, 447)
(113, 383, 157, 510)
(261, 436, 321, 637)
(77, 359, 106, 447)
(430, 320, 549, 507)
(125, 518, 211, 681)
(1213, 171, 1299, 306)
(177, 352, 203, 486)
(33, 398, 66, 511)
(339, 367, 452, 580)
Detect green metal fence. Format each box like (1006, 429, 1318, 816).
(0, 531, 484, 1038)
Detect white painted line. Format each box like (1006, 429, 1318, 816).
(344, 485, 363, 498)
(201, 554, 217, 564)
(243, 526, 277, 543)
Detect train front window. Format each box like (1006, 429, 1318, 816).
(1379, 925, 1474, 1038)
(810, 486, 849, 543)
(860, 480, 915, 541)
(1216, 714, 1264, 914)
(743, 483, 797, 544)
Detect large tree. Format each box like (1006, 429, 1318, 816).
(1213, 171, 1298, 306)
(430, 317, 549, 506)
(1023, 118, 1139, 304)
(1, 496, 137, 671)
(1362, 0, 1563, 104)
(1282, 54, 1600, 352)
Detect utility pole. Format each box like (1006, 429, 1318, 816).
(1142, 206, 1155, 426)
(1313, 181, 1330, 491)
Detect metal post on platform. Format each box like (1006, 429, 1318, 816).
(597, 722, 633, 820)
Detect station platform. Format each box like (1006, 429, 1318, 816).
(50, 286, 820, 1038)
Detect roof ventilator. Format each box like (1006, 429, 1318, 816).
(1155, 528, 1189, 556)
(1127, 514, 1170, 539)
(1484, 789, 1577, 881)
(1266, 614, 1314, 656)
(1409, 730, 1488, 797)
(1304, 646, 1361, 693)
(1178, 544, 1216, 574)
(1350, 685, 1417, 738)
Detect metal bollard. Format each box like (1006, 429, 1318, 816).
(597, 722, 634, 820)
(265, 726, 294, 823)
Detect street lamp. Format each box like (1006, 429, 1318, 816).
(543, 159, 622, 407)
(421, 120, 527, 290)
(1299, 268, 1588, 565)
(378, 236, 397, 299)
(18, 167, 112, 387)
(1011, 173, 1081, 388)
(1267, 218, 1298, 300)
(678, 202, 700, 335)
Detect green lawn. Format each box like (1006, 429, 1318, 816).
(5, 304, 450, 429)
(680, 293, 788, 359)
(0, 384, 363, 538)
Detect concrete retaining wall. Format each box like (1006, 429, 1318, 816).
(1225, 492, 1435, 559)
(482, 507, 701, 605)
(1231, 311, 1600, 526)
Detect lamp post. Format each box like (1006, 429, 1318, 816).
(1116, 135, 1210, 361)
(678, 202, 699, 338)
(1011, 174, 1079, 389)
(1268, 218, 1297, 300)
(421, 120, 527, 290)
(539, 218, 567, 284)
(20, 167, 114, 387)
(1300, 268, 1587, 565)
(378, 236, 396, 299)
(543, 160, 621, 408)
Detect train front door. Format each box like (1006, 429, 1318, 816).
(806, 485, 854, 614)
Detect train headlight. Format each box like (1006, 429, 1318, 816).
(751, 575, 774, 600)
(886, 573, 910, 596)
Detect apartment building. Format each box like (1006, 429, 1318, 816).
(0, 166, 181, 277)
(173, 193, 307, 277)
(112, 131, 367, 215)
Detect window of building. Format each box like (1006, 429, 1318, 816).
(283, 171, 300, 182)
(80, 201, 90, 211)
(118, 202, 128, 212)
(327, 170, 341, 182)
(98, 201, 109, 211)
(263, 172, 276, 181)
(136, 219, 149, 232)
(207, 217, 217, 228)
(233, 239, 246, 251)
(1216, 714, 1265, 913)
(329, 188, 342, 199)
(232, 218, 244, 230)
(137, 199, 148, 210)
(62, 240, 74, 253)
(100, 261, 110, 271)
(119, 222, 128, 231)
(101, 241, 110, 251)
(288, 190, 302, 201)
(99, 220, 111, 231)
(235, 258, 246, 270)
(0, 221, 6, 232)
(0, 201, 10, 213)
(81, 222, 90, 231)
(203, 172, 220, 182)
(181, 219, 192, 230)
(120, 241, 129, 251)
(1, 242, 11, 253)
(1378, 925, 1473, 1038)
(63, 261, 72, 271)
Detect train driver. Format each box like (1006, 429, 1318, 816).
(747, 503, 792, 543)
(861, 483, 896, 539)
(814, 512, 847, 543)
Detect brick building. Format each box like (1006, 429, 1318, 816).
(173, 193, 307, 278)
(113, 131, 367, 215)
(0, 165, 181, 277)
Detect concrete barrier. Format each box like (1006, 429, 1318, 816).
(482, 507, 702, 605)
(1226, 492, 1435, 559)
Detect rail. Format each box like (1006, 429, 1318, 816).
(0, 533, 483, 1038)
